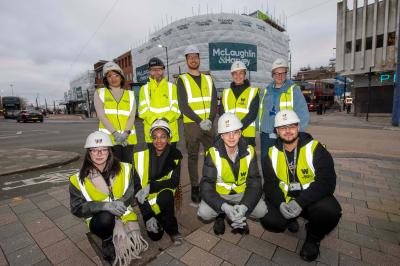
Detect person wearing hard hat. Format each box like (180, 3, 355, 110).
(198, 113, 267, 236)
(260, 110, 341, 262)
(221, 61, 259, 147)
(138, 57, 181, 147)
(69, 131, 148, 264)
(133, 119, 184, 245)
(176, 45, 217, 203)
(258, 58, 309, 160)
(94, 61, 137, 163)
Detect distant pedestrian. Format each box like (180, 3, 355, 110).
(94, 61, 137, 163)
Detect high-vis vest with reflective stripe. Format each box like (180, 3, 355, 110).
(133, 149, 180, 215)
(69, 162, 137, 225)
(268, 140, 318, 202)
(179, 73, 213, 123)
(97, 88, 137, 145)
(208, 145, 254, 195)
(138, 79, 180, 143)
(258, 85, 295, 130)
(222, 86, 259, 137)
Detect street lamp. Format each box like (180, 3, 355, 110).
(158, 44, 169, 81)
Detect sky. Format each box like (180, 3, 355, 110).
(0, 0, 341, 105)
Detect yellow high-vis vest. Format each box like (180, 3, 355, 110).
(268, 140, 318, 202)
(138, 78, 180, 143)
(179, 73, 213, 123)
(69, 162, 137, 225)
(97, 88, 137, 145)
(258, 85, 295, 130)
(208, 145, 254, 195)
(133, 149, 180, 215)
(222, 86, 259, 137)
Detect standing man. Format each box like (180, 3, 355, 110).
(220, 61, 259, 147)
(138, 57, 181, 147)
(176, 45, 217, 203)
(198, 113, 267, 235)
(260, 110, 341, 262)
(258, 58, 309, 160)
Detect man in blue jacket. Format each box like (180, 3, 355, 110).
(258, 58, 309, 160)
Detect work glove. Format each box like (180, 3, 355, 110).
(112, 131, 125, 144)
(280, 200, 302, 219)
(231, 217, 247, 229)
(204, 119, 212, 130)
(145, 217, 159, 234)
(221, 203, 239, 222)
(135, 185, 150, 204)
(199, 119, 212, 131)
(233, 204, 248, 220)
(103, 201, 127, 216)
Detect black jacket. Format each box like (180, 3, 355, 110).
(262, 132, 336, 209)
(200, 137, 263, 215)
(219, 79, 260, 131)
(133, 145, 183, 221)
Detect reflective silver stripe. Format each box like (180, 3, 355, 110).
(305, 141, 315, 175)
(279, 86, 294, 108)
(223, 89, 229, 111)
(302, 181, 314, 189)
(148, 197, 157, 205)
(99, 88, 105, 103)
(258, 88, 267, 129)
(245, 147, 252, 167)
(137, 151, 144, 184)
(143, 84, 150, 109)
(188, 97, 211, 103)
(247, 88, 256, 109)
(139, 100, 147, 106)
(280, 181, 289, 192)
(181, 75, 193, 99)
(128, 90, 134, 113)
(149, 106, 171, 113)
(214, 148, 241, 191)
(171, 107, 180, 113)
(233, 108, 250, 113)
(270, 147, 278, 175)
(104, 109, 131, 116)
(138, 107, 148, 115)
(122, 163, 130, 194)
(77, 174, 110, 202)
(194, 109, 209, 115)
(168, 82, 173, 107)
(204, 75, 213, 97)
(182, 74, 212, 103)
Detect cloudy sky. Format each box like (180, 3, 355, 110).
(0, 0, 342, 105)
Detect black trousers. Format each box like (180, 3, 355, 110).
(89, 211, 115, 240)
(112, 144, 134, 163)
(146, 190, 179, 241)
(260, 195, 342, 240)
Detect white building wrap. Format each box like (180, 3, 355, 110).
(132, 12, 289, 92)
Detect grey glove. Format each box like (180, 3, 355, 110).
(233, 204, 248, 220)
(120, 132, 128, 147)
(145, 217, 159, 234)
(204, 119, 212, 130)
(135, 185, 150, 204)
(221, 203, 239, 222)
(231, 217, 247, 229)
(112, 131, 125, 143)
(103, 201, 127, 216)
(280, 200, 302, 219)
(199, 120, 210, 131)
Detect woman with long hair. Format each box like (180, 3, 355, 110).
(94, 61, 137, 163)
(69, 131, 147, 265)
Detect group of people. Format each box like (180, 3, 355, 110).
(69, 45, 342, 265)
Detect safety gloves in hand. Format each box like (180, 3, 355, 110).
(135, 185, 150, 204)
(103, 201, 127, 216)
(221, 203, 239, 221)
(145, 217, 159, 234)
(199, 119, 212, 131)
(280, 200, 302, 219)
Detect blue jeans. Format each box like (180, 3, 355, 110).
(260, 132, 277, 161)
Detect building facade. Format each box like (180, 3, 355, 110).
(336, 0, 399, 114)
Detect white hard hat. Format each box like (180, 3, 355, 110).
(231, 61, 247, 73)
(102, 61, 124, 77)
(218, 112, 243, 134)
(84, 131, 113, 148)
(271, 58, 288, 72)
(184, 45, 200, 56)
(150, 119, 171, 137)
(274, 110, 300, 128)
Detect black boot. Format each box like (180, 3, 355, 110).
(300, 232, 320, 262)
(191, 186, 201, 203)
(213, 214, 225, 235)
(102, 236, 115, 262)
(231, 221, 249, 235)
(287, 219, 299, 233)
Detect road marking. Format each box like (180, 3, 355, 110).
(2, 169, 79, 191)
(0, 130, 59, 139)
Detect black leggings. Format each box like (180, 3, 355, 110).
(89, 211, 115, 240)
(112, 144, 134, 163)
(260, 195, 342, 240)
(146, 189, 178, 241)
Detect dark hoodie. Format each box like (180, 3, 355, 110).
(133, 144, 183, 221)
(200, 137, 263, 215)
(219, 79, 260, 130)
(262, 132, 336, 209)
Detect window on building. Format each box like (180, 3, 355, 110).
(355, 39, 362, 52)
(387, 32, 396, 46)
(345, 41, 352, 53)
(366, 37, 372, 50)
(376, 34, 384, 48)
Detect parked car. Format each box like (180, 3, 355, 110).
(16, 110, 44, 123)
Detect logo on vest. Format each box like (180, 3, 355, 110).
(240, 171, 247, 177)
(239, 98, 246, 105)
(301, 168, 312, 178)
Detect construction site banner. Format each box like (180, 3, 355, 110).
(209, 42, 257, 71)
(136, 64, 149, 83)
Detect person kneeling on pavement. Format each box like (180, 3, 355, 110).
(133, 119, 184, 245)
(69, 131, 148, 265)
(260, 110, 342, 262)
(198, 112, 268, 235)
